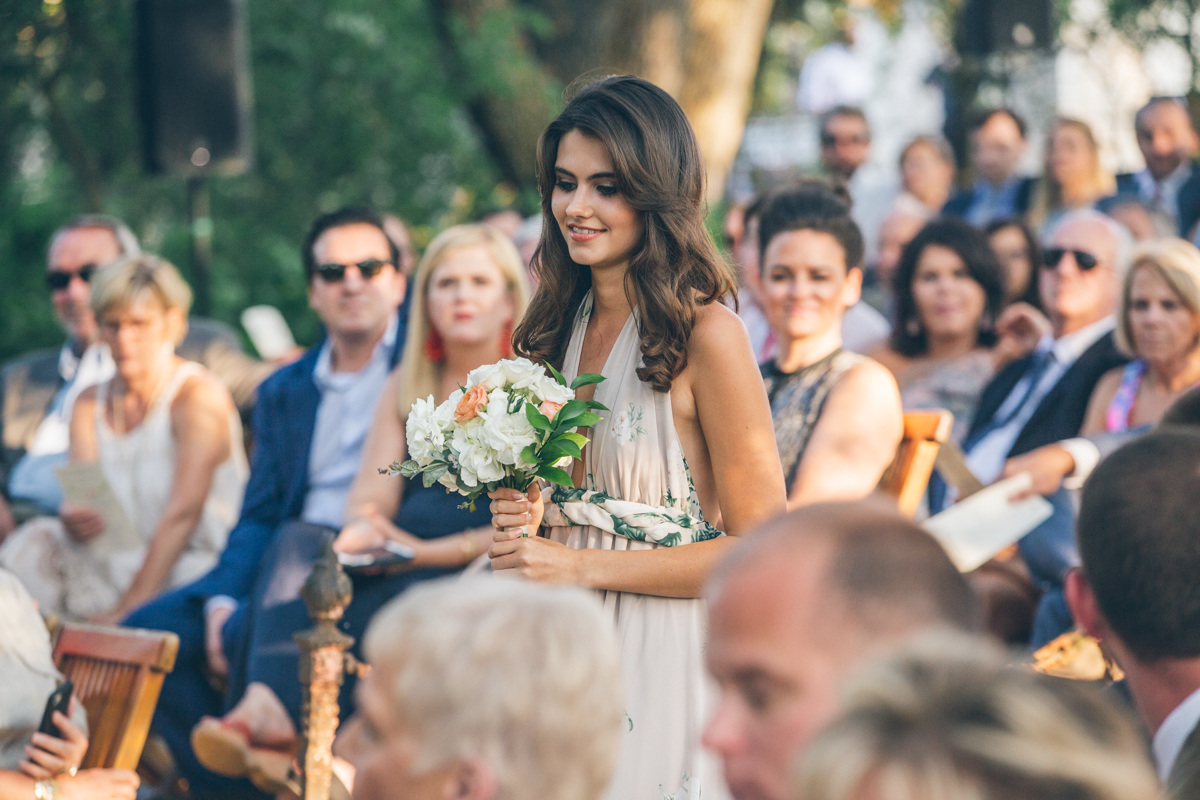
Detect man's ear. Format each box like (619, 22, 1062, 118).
(1064, 568, 1110, 642)
(446, 758, 497, 800)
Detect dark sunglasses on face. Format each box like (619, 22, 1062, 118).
(1043, 248, 1100, 271)
(45, 264, 97, 291)
(313, 259, 394, 282)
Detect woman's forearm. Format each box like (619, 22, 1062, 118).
(0, 769, 36, 800)
(118, 509, 201, 612)
(414, 527, 491, 569)
(572, 535, 738, 598)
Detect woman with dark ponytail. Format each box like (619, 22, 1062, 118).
(488, 76, 787, 800)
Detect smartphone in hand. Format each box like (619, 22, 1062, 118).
(37, 681, 73, 738)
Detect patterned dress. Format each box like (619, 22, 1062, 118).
(544, 293, 728, 800)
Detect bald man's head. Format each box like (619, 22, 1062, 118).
(703, 501, 978, 800)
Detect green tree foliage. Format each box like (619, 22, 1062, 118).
(0, 0, 520, 360)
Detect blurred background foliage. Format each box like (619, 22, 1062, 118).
(0, 0, 513, 359)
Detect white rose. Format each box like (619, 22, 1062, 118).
(405, 395, 444, 464)
(535, 376, 574, 405)
(465, 361, 510, 392)
(437, 469, 462, 493)
(450, 425, 505, 487)
(479, 389, 539, 468)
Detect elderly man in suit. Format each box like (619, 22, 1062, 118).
(956, 209, 1130, 644)
(0, 215, 271, 538)
(1066, 429, 1200, 798)
(123, 206, 407, 800)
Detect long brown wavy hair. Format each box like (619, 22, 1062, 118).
(512, 75, 736, 393)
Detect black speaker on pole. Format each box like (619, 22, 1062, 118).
(956, 0, 1053, 57)
(135, 0, 253, 176)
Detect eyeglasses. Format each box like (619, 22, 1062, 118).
(313, 259, 394, 282)
(1042, 248, 1100, 271)
(820, 133, 869, 147)
(45, 264, 97, 291)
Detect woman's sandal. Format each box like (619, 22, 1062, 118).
(191, 717, 298, 794)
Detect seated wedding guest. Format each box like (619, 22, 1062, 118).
(1066, 429, 1200, 798)
(986, 217, 1045, 308)
(891, 135, 955, 219)
(794, 634, 1159, 800)
(703, 501, 979, 800)
(1027, 118, 1117, 237)
(0, 256, 247, 624)
(1005, 238, 1200, 491)
(757, 184, 903, 509)
(188, 225, 531, 792)
(943, 108, 1036, 226)
(0, 567, 140, 800)
(0, 215, 270, 539)
(955, 210, 1130, 645)
(122, 206, 407, 800)
(872, 219, 1011, 442)
(1112, 96, 1200, 237)
(1106, 196, 1176, 241)
(347, 578, 623, 800)
(740, 193, 891, 361)
(862, 209, 926, 316)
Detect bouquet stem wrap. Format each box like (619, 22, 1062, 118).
(542, 485, 724, 547)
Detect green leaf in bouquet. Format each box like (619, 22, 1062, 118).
(547, 362, 569, 387)
(549, 436, 582, 459)
(520, 444, 539, 465)
(571, 412, 602, 428)
(552, 399, 589, 424)
(536, 464, 574, 486)
(525, 402, 552, 431)
(570, 372, 606, 390)
(583, 400, 609, 411)
(559, 432, 588, 449)
(396, 460, 421, 478)
(539, 442, 570, 462)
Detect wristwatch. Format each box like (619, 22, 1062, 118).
(33, 779, 59, 800)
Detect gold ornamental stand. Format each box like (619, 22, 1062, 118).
(295, 535, 362, 800)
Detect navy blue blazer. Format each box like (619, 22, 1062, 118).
(942, 177, 1037, 221)
(1110, 168, 1200, 237)
(184, 317, 406, 603)
(964, 331, 1129, 459)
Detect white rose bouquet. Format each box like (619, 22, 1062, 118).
(386, 357, 606, 511)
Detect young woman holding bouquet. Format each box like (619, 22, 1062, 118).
(488, 76, 788, 800)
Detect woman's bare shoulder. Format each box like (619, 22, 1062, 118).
(688, 302, 753, 359)
(174, 365, 236, 414)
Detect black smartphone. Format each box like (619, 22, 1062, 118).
(337, 541, 417, 576)
(37, 681, 73, 739)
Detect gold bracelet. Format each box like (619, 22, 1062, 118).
(34, 779, 59, 800)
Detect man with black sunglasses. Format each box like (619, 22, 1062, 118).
(124, 206, 407, 799)
(0, 216, 272, 539)
(954, 209, 1130, 645)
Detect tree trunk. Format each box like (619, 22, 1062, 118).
(430, 0, 775, 203)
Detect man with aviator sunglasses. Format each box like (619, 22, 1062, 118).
(955, 209, 1130, 645)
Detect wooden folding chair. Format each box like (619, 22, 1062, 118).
(52, 623, 179, 770)
(879, 410, 955, 518)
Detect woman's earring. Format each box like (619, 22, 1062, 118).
(906, 317, 921, 337)
(500, 322, 513, 358)
(425, 328, 446, 362)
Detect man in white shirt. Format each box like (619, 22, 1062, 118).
(1065, 429, 1200, 797)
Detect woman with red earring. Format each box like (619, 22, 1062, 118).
(335, 223, 530, 556)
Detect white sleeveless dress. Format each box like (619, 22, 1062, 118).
(0, 362, 246, 619)
(544, 293, 729, 800)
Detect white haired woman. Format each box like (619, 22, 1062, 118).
(347, 577, 624, 800)
(0, 256, 246, 623)
(793, 634, 1159, 800)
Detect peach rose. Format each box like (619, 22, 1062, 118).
(539, 400, 563, 420)
(454, 385, 489, 423)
